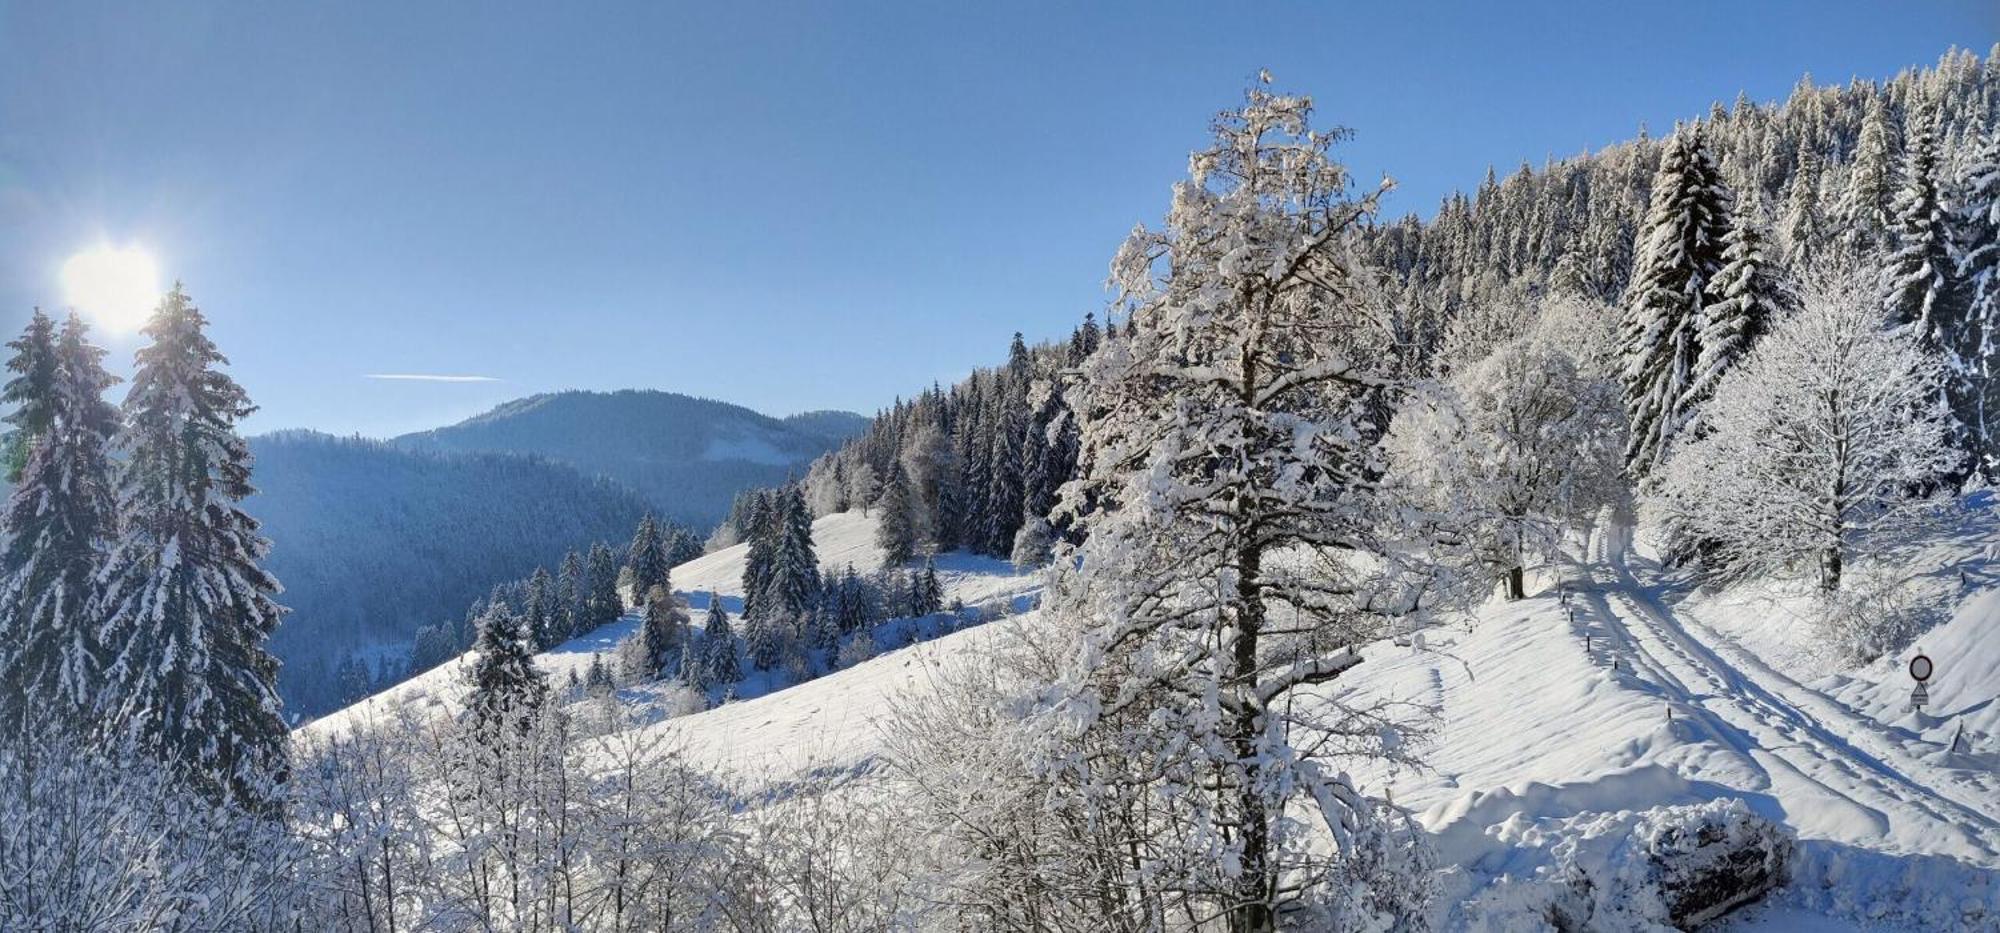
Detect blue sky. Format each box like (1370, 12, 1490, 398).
(1, 2, 1992, 437)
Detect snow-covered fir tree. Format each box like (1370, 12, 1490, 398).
(1690, 199, 1787, 411)
(739, 491, 776, 621)
(1953, 127, 2000, 477)
(700, 596, 740, 685)
(0, 312, 121, 731)
(759, 486, 819, 625)
(1042, 79, 1431, 930)
(626, 513, 670, 600)
(875, 464, 916, 565)
(1, 308, 58, 483)
(556, 548, 584, 639)
(466, 602, 547, 736)
(1882, 117, 1957, 350)
(94, 285, 288, 805)
(582, 541, 621, 635)
(1622, 124, 1734, 477)
(638, 584, 685, 678)
(1841, 95, 1898, 252)
(523, 565, 556, 649)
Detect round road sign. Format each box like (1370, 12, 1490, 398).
(1909, 654, 1933, 683)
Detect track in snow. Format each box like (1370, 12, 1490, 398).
(1566, 521, 2000, 867)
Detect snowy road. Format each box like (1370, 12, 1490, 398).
(1574, 521, 2000, 867)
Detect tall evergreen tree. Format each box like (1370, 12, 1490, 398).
(626, 513, 670, 600)
(700, 596, 739, 685)
(0, 313, 120, 732)
(1841, 96, 1897, 251)
(761, 486, 820, 623)
(583, 542, 622, 633)
(1777, 151, 1823, 270)
(94, 285, 288, 804)
(466, 602, 546, 736)
(739, 491, 776, 622)
(876, 464, 916, 565)
(556, 549, 584, 639)
(1689, 201, 1785, 412)
(1882, 119, 1957, 350)
(1, 309, 58, 483)
(523, 565, 557, 649)
(1953, 128, 2000, 477)
(638, 584, 685, 678)
(1621, 125, 1734, 476)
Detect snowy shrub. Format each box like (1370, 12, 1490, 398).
(1816, 572, 1942, 665)
(834, 632, 876, 670)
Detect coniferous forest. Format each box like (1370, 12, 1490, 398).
(0, 30, 1997, 933)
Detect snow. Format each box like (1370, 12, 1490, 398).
(306, 504, 2000, 929)
(303, 509, 1040, 740)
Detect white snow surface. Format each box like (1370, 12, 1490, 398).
(307, 506, 2000, 929)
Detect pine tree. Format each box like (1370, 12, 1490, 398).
(876, 464, 916, 565)
(626, 513, 670, 600)
(1689, 201, 1784, 412)
(913, 557, 943, 616)
(1953, 128, 2000, 477)
(1, 309, 59, 483)
(1777, 151, 1823, 270)
(700, 597, 739, 684)
(1622, 125, 1734, 476)
(761, 486, 819, 624)
(585, 651, 615, 695)
(1882, 119, 1957, 350)
(1841, 96, 1897, 251)
(523, 566, 557, 649)
(583, 542, 621, 633)
(739, 491, 776, 622)
(638, 584, 684, 678)
(0, 312, 120, 732)
(95, 285, 288, 804)
(556, 549, 584, 640)
(467, 603, 547, 736)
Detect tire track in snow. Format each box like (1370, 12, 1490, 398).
(1574, 521, 1999, 864)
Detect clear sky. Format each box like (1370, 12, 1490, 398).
(1, 2, 1993, 437)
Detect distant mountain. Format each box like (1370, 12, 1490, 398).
(247, 430, 654, 716)
(392, 390, 866, 527)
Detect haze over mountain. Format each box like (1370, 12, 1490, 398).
(246, 430, 656, 714)
(393, 390, 867, 527)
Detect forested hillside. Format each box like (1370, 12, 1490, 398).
(247, 431, 656, 715)
(393, 390, 865, 527)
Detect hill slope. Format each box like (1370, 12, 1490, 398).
(249, 430, 654, 715)
(392, 390, 865, 527)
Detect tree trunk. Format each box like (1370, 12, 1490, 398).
(1821, 546, 1841, 593)
(1505, 565, 1526, 600)
(1229, 540, 1276, 933)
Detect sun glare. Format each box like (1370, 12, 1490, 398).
(60, 244, 162, 334)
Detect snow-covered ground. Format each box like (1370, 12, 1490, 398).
(303, 510, 1040, 740)
(309, 505, 2000, 928)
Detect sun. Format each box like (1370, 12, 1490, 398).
(60, 244, 163, 334)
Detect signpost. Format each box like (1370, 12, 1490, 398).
(1909, 651, 1932, 714)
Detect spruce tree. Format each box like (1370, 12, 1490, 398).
(1, 309, 59, 483)
(761, 486, 819, 624)
(876, 464, 916, 565)
(523, 565, 556, 649)
(1621, 125, 1734, 477)
(639, 584, 684, 678)
(1689, 201, 1784, 413)
(467, 603, 546, 736)
(556, 549, 584, 639)
(95, 285, 288, 804)
(583, 542, 621, 633)
(1841, 96, 1897, 251)
(1953, 129, 2000, 478)
(1777, 151, 1823, 270)
(1882, 120, 1956, 350)
(0, 312, 120, 732)
(626, 513, 670, 599)
(701, 596, 740, 684)
(739, 491, 776, 622)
